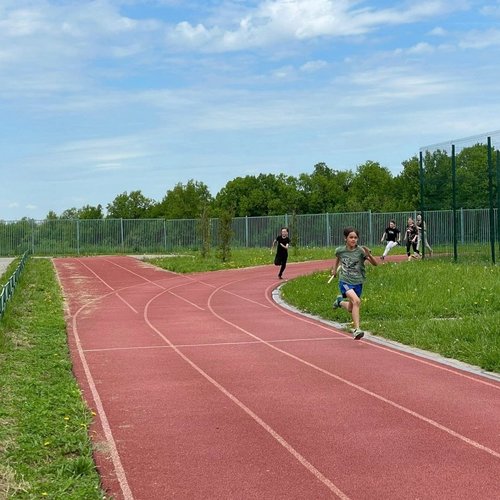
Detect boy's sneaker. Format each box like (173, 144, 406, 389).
(352, 328, 364, 340)
(332, 295, 343, 309)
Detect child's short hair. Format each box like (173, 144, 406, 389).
(343, 227, 359, 237)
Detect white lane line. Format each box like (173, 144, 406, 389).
(267, 283, 500, 391)
(143, 287, 350, 499)
(207, 279, 500, 461)
(82, 335, 347, 352)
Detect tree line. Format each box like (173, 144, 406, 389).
(45, 144, 496, 220)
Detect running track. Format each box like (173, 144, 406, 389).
(53, 256, 500, 499)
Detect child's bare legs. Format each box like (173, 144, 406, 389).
(340, 288, 361, 330)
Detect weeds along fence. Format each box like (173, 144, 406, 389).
(0, 210, 497, 262)
(0, 251, 29, 319)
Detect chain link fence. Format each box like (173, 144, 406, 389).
(0, 210, 497, 262)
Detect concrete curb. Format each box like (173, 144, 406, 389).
(272, 285, 500, 384)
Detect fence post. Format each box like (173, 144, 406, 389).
(77, 219, 80, 255)
(245, 216, 249, 247)
(419, 151, 426, 258)
(460, 208, 464, 244)
(497, 150, 500, 254)
(326, 213, 330, 247)
(487, 137, 496, 264)
(120, 218, 124, 252)
(368, 210, 373, 246)
(31, 219, 35, 255)
(451, 144, 458, 262)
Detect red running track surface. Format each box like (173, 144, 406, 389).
(53, 256, 500, 500)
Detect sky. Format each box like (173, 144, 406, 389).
(1, 0, 500, 220)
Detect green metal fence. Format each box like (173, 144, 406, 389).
(0, 210, 497, 262)
(0, 251, 29, 319)
(420, 130, 499, 263)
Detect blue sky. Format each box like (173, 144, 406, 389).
(1, 0, 499, 220)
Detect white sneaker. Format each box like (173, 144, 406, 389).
(352, 328, 364, 340)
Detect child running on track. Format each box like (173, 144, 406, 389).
(404, 217, 419, 261)
(416, 213, 433, 257)
(380, 219, 400, 260)
(271, 227, 290, 279)
(331, 227, 378, 340)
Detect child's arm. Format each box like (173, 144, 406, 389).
(270, 239, 276, 253)
(380, 232, 386, 243)
(361, 246, 378, 266)
(331, 256, 340, 277)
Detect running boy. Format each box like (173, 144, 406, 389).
(380, 219, 400, 260)
(331, 227, 378, 340)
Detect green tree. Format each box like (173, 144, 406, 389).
(78, 204, 104, 219)
(216, 209, 233, 262)
(345, 161, 396, 212)
(152, 180, 213, 219)
(45, 211, 58, 220)
(421, 150, 452, 210)
(456, 144, 490, 208)
(393, 155, 420, 210)
(214, 173, 304, 216)
(298, 163, 352, 213)
(106, 191, 154, 219)
(59, 207, 79, 219)
(198, 205, 212, 258)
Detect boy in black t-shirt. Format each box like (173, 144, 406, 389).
(380, 220, 400, 260)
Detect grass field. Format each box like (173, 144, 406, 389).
(280, 259, 500, 374)
(0, 249, 498, 497)
(0, 258, 106, 499)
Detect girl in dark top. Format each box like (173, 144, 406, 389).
(271, 227, 290, 279)
(404, 217, 419, 261)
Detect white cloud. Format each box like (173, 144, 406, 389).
(407, 42, 434, 54)
(166, 0, 465, 52)
(459, 28, 500, 49)
(300, 59, 328, 72)
(480, 3, 500, 17)
(429, 26, 447, 36)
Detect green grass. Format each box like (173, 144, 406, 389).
(147, 246, 334, 273)
(0, 258, 106, 499)
(280, 259, 500, 373)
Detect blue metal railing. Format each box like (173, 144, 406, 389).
(0, 251, 29, 319)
